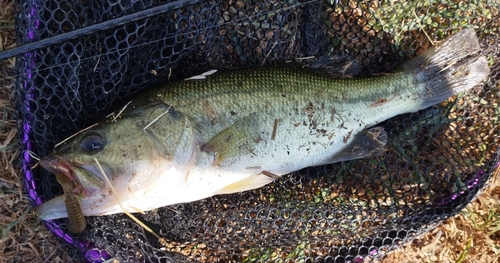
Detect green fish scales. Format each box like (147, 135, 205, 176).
(150, 68, 418, 170)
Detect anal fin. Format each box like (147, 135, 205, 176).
(327, 127, 387, 164)
(214, 172, 275, 195)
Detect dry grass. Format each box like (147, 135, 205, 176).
(0, 0, 71, 262)
(380, 177, 500, 263)
(0, 0, 499, 263)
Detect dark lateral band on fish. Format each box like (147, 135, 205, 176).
(35, 29, 489, 222)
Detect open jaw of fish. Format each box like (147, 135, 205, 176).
(37, 156, 109, 223)
(39, 156, 100, 233)
(41, 156, 109, 196)
(35, 28, 490, 222)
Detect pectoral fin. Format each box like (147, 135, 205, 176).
(327, 127, 387, 164)
(201, 113, 261, 166)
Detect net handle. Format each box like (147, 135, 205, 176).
(0, 0, 207, 60)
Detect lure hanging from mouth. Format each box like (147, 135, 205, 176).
(55, 172, 86, 233)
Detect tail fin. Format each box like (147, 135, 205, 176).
(402, 28, 490, 109)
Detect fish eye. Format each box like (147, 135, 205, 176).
(80, 132, 105, 154)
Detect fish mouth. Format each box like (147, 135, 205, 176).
(40, 155, 109, 197)
(37, 156, 114, 221)
(39, 155, 73, 179)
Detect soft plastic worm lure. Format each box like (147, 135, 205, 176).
(55, 172, 86, 233)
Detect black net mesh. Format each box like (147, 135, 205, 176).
(13, 0, 500, 262)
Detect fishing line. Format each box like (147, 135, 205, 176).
(2, 0, 322, 80)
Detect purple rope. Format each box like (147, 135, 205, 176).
(21, 0, 41, 206)
(20, 1, 109, 261)
(435, 166, 492, 207)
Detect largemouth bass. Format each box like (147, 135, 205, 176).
(36, 29, 489, 222)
